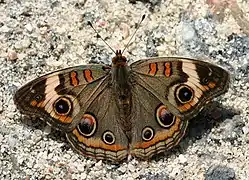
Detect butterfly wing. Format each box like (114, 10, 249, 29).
(130, 83, 188, 159)
(129, 57, 229, 159)
(66, 86, 129, 162)
(14, 64, 111, 131)
(14, 64, 129, 162)
(130, 57, 230, 120)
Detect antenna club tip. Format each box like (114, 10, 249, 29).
(142, 14, 146, 20)
(87, 21, 93, 27)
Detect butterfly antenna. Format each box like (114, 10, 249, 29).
(121, 14, 146, 54)
(87, 21, 116, 54)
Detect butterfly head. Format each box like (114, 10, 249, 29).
(112, 50, 127, 67)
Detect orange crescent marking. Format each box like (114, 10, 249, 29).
(164, 62, 171, 77)
(190, 99, 197, 106)
(178, 99, 197, 112)
(183, 103, 191, 111)
(83, 69, 94, 82)
(203, 85, 210, 91)
(30, 100, 44, 108)
(31, 100, 45, 107)
(133, 117, 182, 149)
(49, 109, 73, 124)
(179, 105, 186, 112)
(148, 63, 157, 76)
(58, 115, 73, 123)
(70, 71, 79, 86)
(73, 129, 127, 151)
(30, 100, 38, 107)
(37, 101, 45, 108)
(198, 85, 207, 91)
(208, 82, 216, 89)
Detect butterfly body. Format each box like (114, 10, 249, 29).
(111, 50, 132, 129)
(14, 51, 230, 163)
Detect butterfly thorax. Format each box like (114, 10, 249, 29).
(111, 50, 132, 134)
(111, 50, 130, 100)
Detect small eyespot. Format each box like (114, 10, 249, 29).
(102, 131, 115, 145)
(34, 94, 43, 102)
(176, 85, 194, 104)
(142, 127, 154, 142)
(77, 114, 97, 137)
(54, 97, 72, 115)
(156, 105, 175, 128)
(201, 77, 209, 85)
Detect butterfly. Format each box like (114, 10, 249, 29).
(14, 48, 230, 163)
(14, 14, 229, 163)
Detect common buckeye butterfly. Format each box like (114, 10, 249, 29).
(14, 16, 230, 163)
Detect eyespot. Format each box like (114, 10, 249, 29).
(176, 85, 194, 104)
(53, 97, 72, 115)
(201, 77, 209, 85)
(102, 131, 115, 145)
(142, 127, 154, 141)
(77, 113, 97, 137)
(156, 105, 175, 128)
(34, 94, 43, 102)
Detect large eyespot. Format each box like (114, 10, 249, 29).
(53, 97, 72, 115)
(142, 127, 154, 141)
(77, 113, 97, 137)
(176, 85, 194, 104)
(156, 105, 175, 128)
(102, 131, 115, 145)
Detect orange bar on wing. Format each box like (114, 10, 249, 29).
(70, 71, 79, 86)
(83, 69, 94, 82)
(164, 62, 172, 77)
(148, 63, 158, 76)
